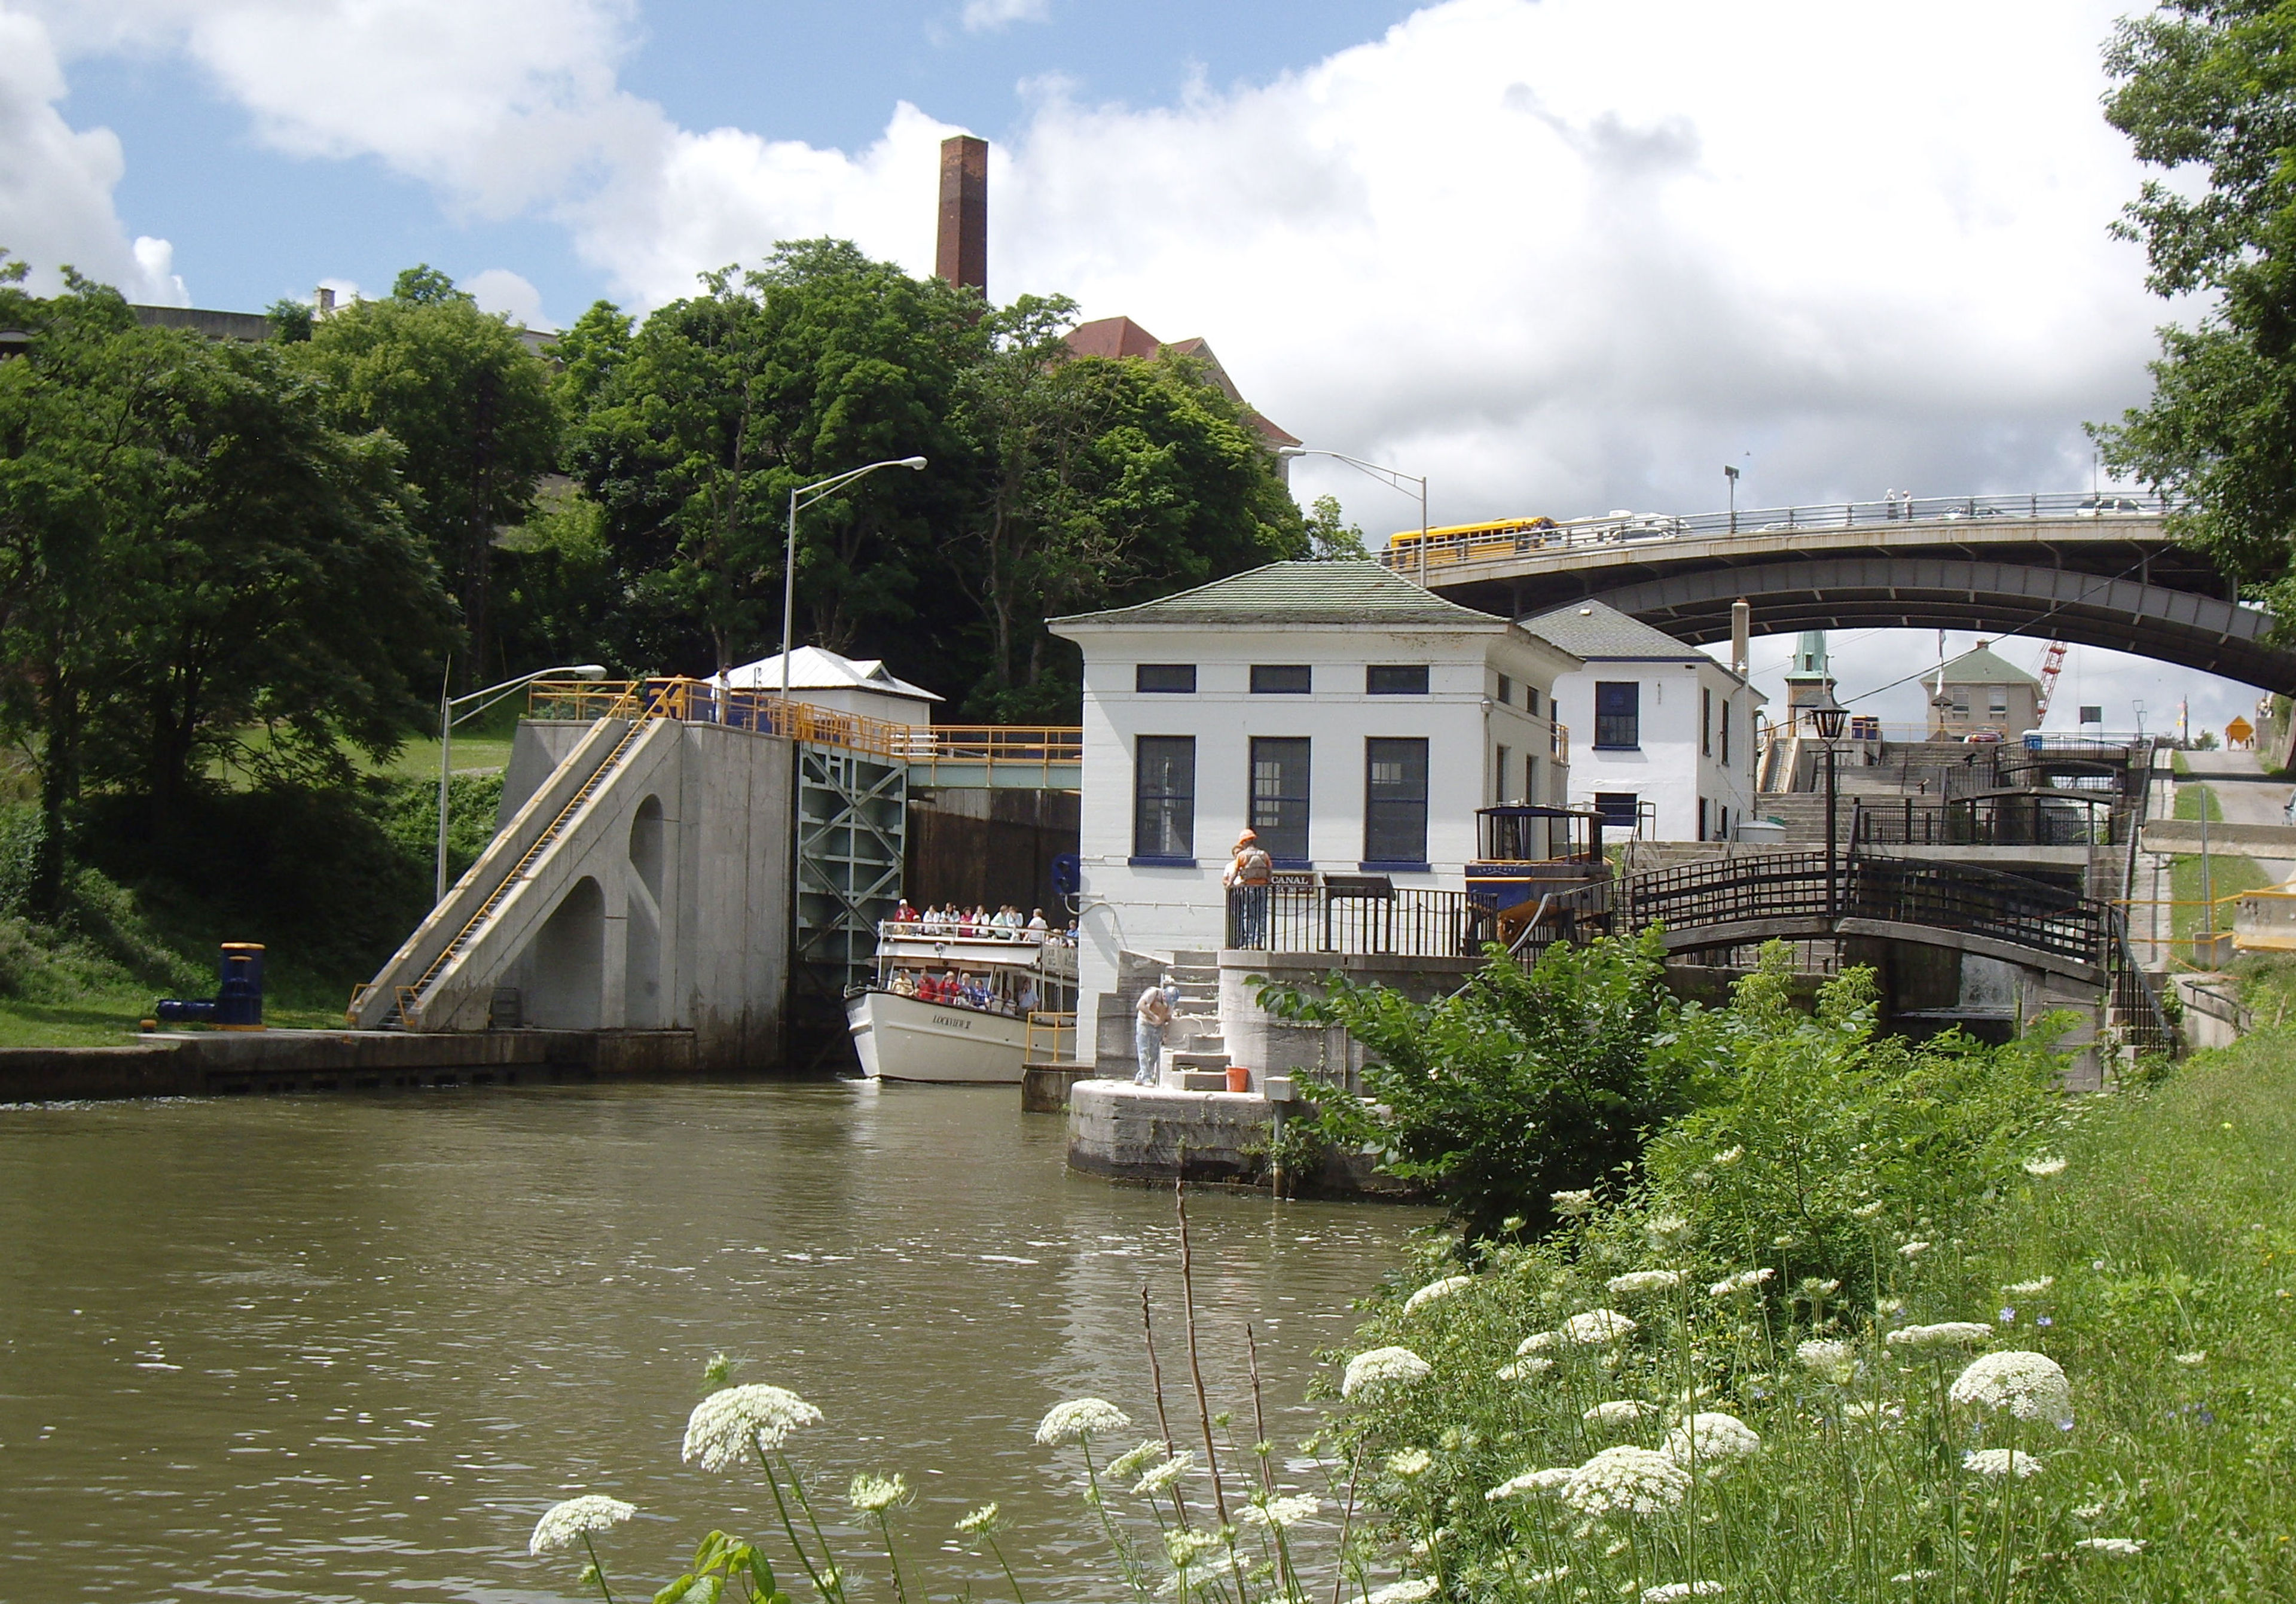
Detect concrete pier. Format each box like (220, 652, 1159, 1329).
(0, 1027, 699, 1103)
(1065, 1078, 1274, 1182)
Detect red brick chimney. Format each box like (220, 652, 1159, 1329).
(936, 135, 988, 299)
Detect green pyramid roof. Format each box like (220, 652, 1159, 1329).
(1929, 642, 2042, 688)
(1049, 560, 1503, 629)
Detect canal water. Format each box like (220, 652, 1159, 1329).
(0, 1083, 1433, 1602)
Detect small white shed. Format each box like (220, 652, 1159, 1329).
(719, 647, 942, 728)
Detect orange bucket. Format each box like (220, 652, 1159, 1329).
(1225, 1065, 1250, 1094)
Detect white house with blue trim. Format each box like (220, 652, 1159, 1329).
(1048, 561, 1581, 1064)
(1529, 600, 1761, 842)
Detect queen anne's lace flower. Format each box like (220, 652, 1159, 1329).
(1796, 1338, 1855, 1383)
(1560, 1309, 1636, 1344)
(1561, 1446, 1690, 1515)
(1242, 1493, 1320, 1529)
(1885, 1322, 1992, 1349)
(1497, 1356, 1553, 1382)
(2175, 1350, 2207, 1365)
(682, 1385, 825, 1471)
(1646, 1214, 1691, 1246)
(529, 1495, 636, 1554)
(1962, 1448, 2042, 1478)
(1404, 1274, 1472, 1313)
(1898, 1240, 1931, 1259)
(1551, 1188, 1596, 1216)
(1642, 1584, 1725, 1601)
(1485, 1466, 1576, 1501)
(1607, 1270, 1683, 1297)
(956, 1503, 1002, 1535)
(2002, 1277, 2055, 1296)
(1110, 1440, 1168, 1481)
(1516, 1330, 1562, 1355)
(2023, 1155, 2067, 1177)
(1949, 1350, 2074, 1429)
(2072, 1537, 2145, 1557)
(1133, 1450, 1196, 1496)
(1387, 1447, 1433, 1478)
(1708, 1268, 1773, 1298)
(1035, 1398, 1132, 1445)
(1583, 1399, 1654, 1425)
(1164, 1529, 1223, 1568)
(848, 1473, 909, 1512)
(1712, 1146, 1744, 1166)
(1367, 1581, 1439, 1604)
(1343, 1346, 1432, 1396)
(1662, 1412, 1761, 1466)
(1522, 1567, 1570, 1588)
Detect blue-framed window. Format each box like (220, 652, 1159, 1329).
(1364, 737, 1428, 867)
(1595, 681, 1641, 749)
(1250, 737, 1311, 863)
(1132, 737, 1196, 860)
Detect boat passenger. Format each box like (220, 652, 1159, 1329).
(1027, 908, 1049, 940)
(891, 971, 916, 996)
(894, 898, 919, 927)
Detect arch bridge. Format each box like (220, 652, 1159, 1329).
(1395, 492, 2290, 691)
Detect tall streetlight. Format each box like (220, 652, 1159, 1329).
(436, 663, 606, 901)
(781, 458, 929, 706)
(1808, 685, 1849, 918)
(1277, 447, 1429, 584)
(1724, 463, 1740, 533)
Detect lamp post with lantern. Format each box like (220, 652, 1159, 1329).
(1808, 687, 1850, 917)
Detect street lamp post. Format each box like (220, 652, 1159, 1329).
(1809, 687, 1849, 919)
(781, 458, 929, 708)
(436, 663, 606, 901)
(1276, 447, 1429, 584)
(1724, 464, 1740, 533)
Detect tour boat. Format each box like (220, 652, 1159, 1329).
(845, 923, 1078, 1084)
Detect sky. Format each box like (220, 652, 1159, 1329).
(1, 0, 2264, 739)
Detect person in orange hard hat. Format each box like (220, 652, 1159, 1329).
(1223, 828, 1274, 949)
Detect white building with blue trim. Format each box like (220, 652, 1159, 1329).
(1049, 561, 1581, 1065)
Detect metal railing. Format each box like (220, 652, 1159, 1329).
(1242, 883, 1497, 957)
(1378, 490, 2172, 574)
(1853, 794, 2124, 848)
(527, 677, 1082, 777)
(1024, 1011, 1077, 1065)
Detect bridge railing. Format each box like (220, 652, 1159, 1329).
(1378, 490, 2172, 575)
(1854, 794, 2126, 848)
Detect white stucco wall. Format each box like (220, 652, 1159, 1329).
(1552, 657, 1760, 841)
(1059, 624, 1578, 1062)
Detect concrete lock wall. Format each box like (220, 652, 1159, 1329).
(372, 718, 794, 1071)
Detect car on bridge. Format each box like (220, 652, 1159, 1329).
(2075, 495, 2148, 516)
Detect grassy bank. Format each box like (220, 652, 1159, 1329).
(1317, 963, 2296, 1602)
(2172, 852, 2271, 940)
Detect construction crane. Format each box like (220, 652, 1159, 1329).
(2034, 641, 2068, 721)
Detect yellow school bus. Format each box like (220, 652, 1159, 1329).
(1384, 516, 1560, 569)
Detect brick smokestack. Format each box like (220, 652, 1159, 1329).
(936, 134, 988, 299)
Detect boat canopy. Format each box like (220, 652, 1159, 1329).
(1476, 804, 1606, 863)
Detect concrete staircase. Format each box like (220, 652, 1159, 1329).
(1161, 949, 1236, 1090)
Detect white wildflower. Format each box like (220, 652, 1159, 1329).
(1132, 1450, 1196, 1496)
(1496, 1356, 1555, 1382)
(2023, 1156, 2067, 1178)
(1242, 1493, 1320, 1530)
(1889, 1571, 1940, 1584)
(1521, 1567, 1570, 1588)
(1559, 1309, 1636, 1344)
(1164, 1528, 1223, 1569)
(1645, 1215, 1692, 1246)
(1343, 1346, 1432, 1396)
(1662, 1412, 1762, 1466)
(1885, 1322, 1992, 1350)
(2072, 1537, 2145, 1557)
(1387, 1447, 1433, 1479)
(1962, 1448, 2042, 1479)
(2002, 1277, 2055, 1297)
(1796, 1338, 1856, 1384)
(1485, 1466, 1575, 1501)
(1844, 1400, 1904, 1428)
(1712, 1146, 1744, 1167)
(1949, 1350, 2074, 1429)
(1642, 1585, 1725, 1602)
(1516, 1330, 1563, 1355)
(956, 1503, 1002, 1535)
(1607, 1270, 1683, 1297)
(1403, 1274, 1472, 1313)
(1110, 1440, 1168, 1481)
(1561, 1446, 1690, 1516)
(1851, 1199, 1888, 1219)
(682, 1385, 825, 1471)
(2072, 1502, 2107, 1520)
(529, 1495, 636, 1555)
(1551, 1188, 1596, 1216)
(1708, 1267, 1773, 1298)
(1034, 1397, 1132, 1446)
(1583, 1399, 1654, 1425)
(2175, 1350, 2207, 1365)
(848, 1472, 909, 1512)
(1898, 1240, 1931, 1260)
(1367, 1581, 1439, 1604)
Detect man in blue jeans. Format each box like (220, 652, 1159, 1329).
(1134, 975, 1177, 1084)
(1225, 830, 1273, 949)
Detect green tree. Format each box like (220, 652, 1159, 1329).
(1304, 492, 1371, 560)
(295, 267, 557, 687)
(2097, 3, 2296, 609)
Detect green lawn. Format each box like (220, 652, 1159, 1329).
(2172, 851, 2272, 939)
(0, 990, 352, 1049)
(2174, 780, 2225, 822)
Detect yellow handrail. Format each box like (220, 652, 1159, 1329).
(1025, 1010, 1077, 1065)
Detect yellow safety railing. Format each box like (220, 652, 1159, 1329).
(1024, 1010, 1077, 1065)
(526, 677, 1082, 774)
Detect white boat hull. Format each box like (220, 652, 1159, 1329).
(846, 989, 1030, 1084)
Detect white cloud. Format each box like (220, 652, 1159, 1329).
(0, 5, 187, 301)
(466, 267, 547, 328)
(961, 0, 1050, 33)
